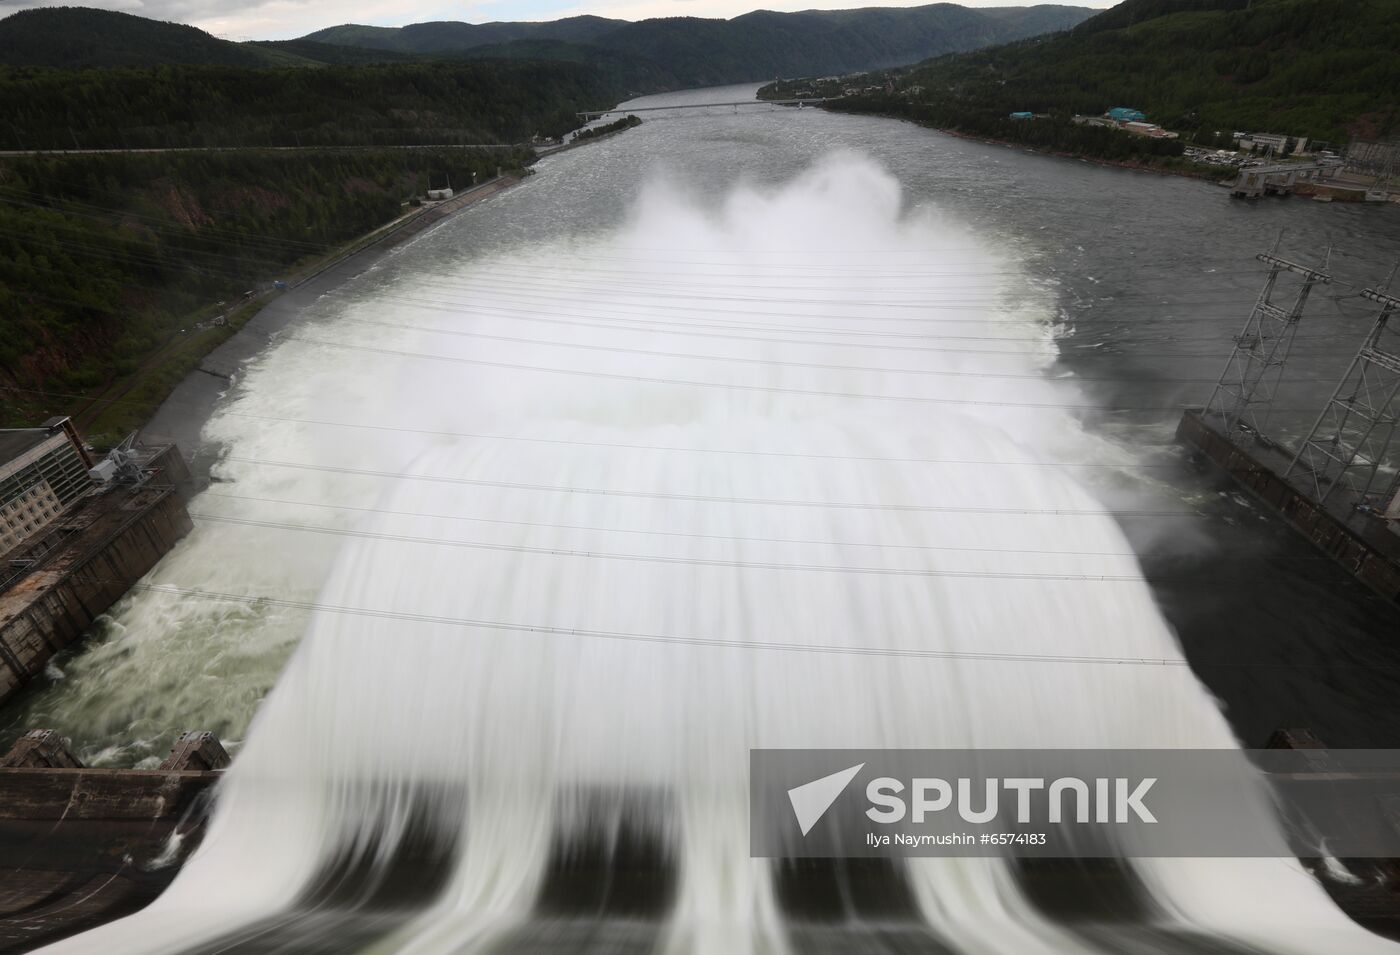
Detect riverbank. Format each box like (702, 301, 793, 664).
(138, 119, 652, 473)
(908, 119, 1228, 182)
(114, 176, 519, 450)
(813, 100, 1228, 184)
(138, 173, 522, 479)
(90, 121, 655, 457)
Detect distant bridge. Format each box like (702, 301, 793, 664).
(576, 99, 831, 120)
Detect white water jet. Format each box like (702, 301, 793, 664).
(40, 153, 1398, 955)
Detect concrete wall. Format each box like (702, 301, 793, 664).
(0, 488, 192, 705)
(1178, 410, 1400, 605)
(0, 768, 217, 953)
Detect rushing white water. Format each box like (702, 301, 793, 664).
(40, 153, 1399, 954)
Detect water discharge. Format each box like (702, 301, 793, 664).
(40, 154, 1399, 954)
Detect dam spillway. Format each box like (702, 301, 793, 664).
(9, 86, 1400, 955)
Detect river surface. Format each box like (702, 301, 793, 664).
(14, 83, 1400, 955)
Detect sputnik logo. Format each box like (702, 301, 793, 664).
(787, 763, 864, 836)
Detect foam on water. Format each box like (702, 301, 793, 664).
(39, 154, 1398, 954)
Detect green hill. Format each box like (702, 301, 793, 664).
(452, 39, 675, 97)
(0, 6, 274, 68)
(885, 0, 1400, 142)
(302, 4, 1094, 88)
(0, 59, 615, 150)
(250, 39, 417, 67)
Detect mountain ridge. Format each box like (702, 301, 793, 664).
(300, 4, 1094, 85)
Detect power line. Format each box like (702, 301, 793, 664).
(336, 294, 1358, 348)
(0, 193, 322, 270)
(0, 220, 258, 283)
(332, 278, 1370, 345)
(0, 384, 1282, 475)
(529, 249, 1371, 294)
(200, 492, 1150, 556)
(4, 229, 1303, 345)
(184, 402, 1208, 471)
(189, 512, 1157, 581)
(445, 266, 1293, 304)
(489, 254, 1292, 280)
(67, 575, 1198, 667)
(0, 182, 338, 255)
(408, 273, 1282, 320)
(278, 335, 1348, 412)
(0, 212, 1282, 330)
(225, 456, 1196, 516)
(369, 289, 1231, 338)
(197, 493, 1342, 563)
(473, 256, 1239, 280)
(1, 206, 1371, 355)
(73, 576, 1398, 670)
(463, 267, 1137, 297)
(328, 315, 1222, 384)
(312, 292, 1371, 360)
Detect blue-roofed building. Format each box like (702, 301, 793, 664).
(1107, 107, 1147, 123)
(1009, 111, 1033, 120)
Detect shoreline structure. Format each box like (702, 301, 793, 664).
(806, 101, 1228, 182)
(802, 99, 1394, 195)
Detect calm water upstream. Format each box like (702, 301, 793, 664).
(13, 83, 1400, 955)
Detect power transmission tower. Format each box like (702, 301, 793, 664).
(1285, 267, 1400, 504)
(1201, 238, 1332, 439)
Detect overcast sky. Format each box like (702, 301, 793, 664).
(0, 0, 1115, 42)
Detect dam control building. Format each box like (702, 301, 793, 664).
(0, 422, 192, 708)
(0, 418, 93, 555)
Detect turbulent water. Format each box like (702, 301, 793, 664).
(22, 86, 1400, 953)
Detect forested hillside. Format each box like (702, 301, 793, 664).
(0, 48, 616, 434)
(0, 7, 275, 68)
(0, 60, 613, 150)
(881, 0, 1399, 142)
(0, 147, 526, 437)
(448, 40, 677, 96)
(249, 39, 416, 66)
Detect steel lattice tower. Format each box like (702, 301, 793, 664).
(1285, 271, 1400, 504)
(1202, 241, 1332, 439)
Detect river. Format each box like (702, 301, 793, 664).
(17, 83, 1400, 954)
